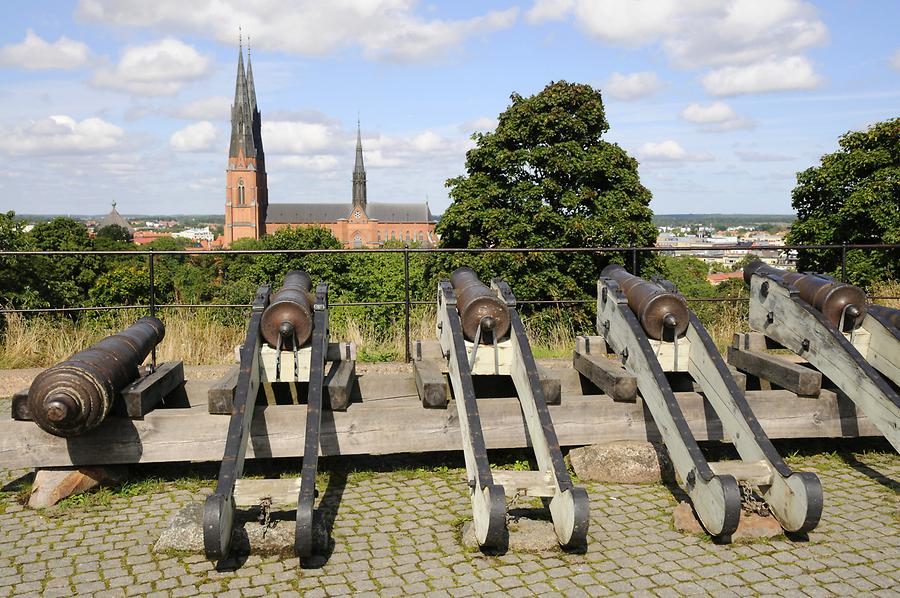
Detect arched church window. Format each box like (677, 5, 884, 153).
(391, 231, 396, 240)
(353, 232, 362, 249)
(377, 231, 381, 242)
(418, 232, 424, 242)
(238, 179, 245, 205)
(405, 231, 411, 241)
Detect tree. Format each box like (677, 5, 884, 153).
(0, 211, 42, 309)
(786, 118, 899, 287)
(26, 217, 102, 309)
(435, 81, 657, 305)
(95, 224, 132, 243)
(730, 253, 759, 273)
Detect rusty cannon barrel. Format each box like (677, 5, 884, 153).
(260, 270, 315, 350)
(449, 267, 511, 343)
(743, 260, 867, 331)
(27, 317, 165, 437)
(601, 265, 690, 340)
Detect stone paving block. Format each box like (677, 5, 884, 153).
(0, 452, 898, 597)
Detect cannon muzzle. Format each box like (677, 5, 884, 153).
(449, 267, 511, 343)
(261, 270, 315, 350)
(601, 265, 689, 340)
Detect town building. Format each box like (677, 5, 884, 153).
(224, 44, 437, 247)
(96, 202, 134, 236)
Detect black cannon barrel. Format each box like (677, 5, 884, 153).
(27, 317, 165, 437)
(743, 260, 867, 331)
(260, 270, 314, 350)
(869, 304, 900, 331)
(449, 267, 511, 343)
(601, 265, 690, 340)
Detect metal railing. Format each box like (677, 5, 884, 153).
(2, 243, 898, 362)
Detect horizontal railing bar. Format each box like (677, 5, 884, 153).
(4, 297, 896, 315)
(1, 243, 897, 257)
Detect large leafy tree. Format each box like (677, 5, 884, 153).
(786, 118, 899, 286)
(435, 81, 657, 305)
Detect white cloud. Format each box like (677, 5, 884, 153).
(90, 38, 211, 96)
(278, 155, 340, 172)
(262, 121, 336, 155)
(637, 139, 713, 162)
(0, 29, 91, 70)
(891, 49, 900, 71)
(0, 115, 124, 156)
(525, 0, 573, 23)
(681, 101, 737, 123)
(701, 56, 822, 96)
(526, 0, 826, 68)
(173, 96, 231, 120)
(735, 150, 794, 162)
(680, 101, 754, 132)
(526, 0, 826, 97)
(604, 71, 663, 100)
(169, 121, 218, 152)
(76, 0, 518, 64)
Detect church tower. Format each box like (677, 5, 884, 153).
(351, 121, 367, 215)
(224, 41, 267, 245)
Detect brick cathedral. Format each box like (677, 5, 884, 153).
(224, 45, 438, 247)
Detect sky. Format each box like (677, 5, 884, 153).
(0, 0, 897, 217)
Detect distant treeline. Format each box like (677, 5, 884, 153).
(652, 214, 796, 229)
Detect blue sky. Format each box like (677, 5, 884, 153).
(0, 0, 897, 216)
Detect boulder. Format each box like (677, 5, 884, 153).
(673, 501, 784, 540)
(567, 441, 672, 484)
(28, 466, 127, 509)
(460, 514, 563, 553)
(154, 502, 329, 558)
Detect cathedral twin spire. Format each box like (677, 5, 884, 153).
(229, 39, 262, 164)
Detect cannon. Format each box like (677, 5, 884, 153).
(449, 267, 511, 342)
(736, 261, 899, 451)
(26, 317, 165, 437)
(413, 269, 589, 550)
(260, 270, 314, 350)
(743, 261, 867, 331)
(579, 270, 822, 539)
(601, 265, 689, 339)
(203, 272, 357, 562)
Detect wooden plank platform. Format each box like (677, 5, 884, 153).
(0, 372, 881, 469)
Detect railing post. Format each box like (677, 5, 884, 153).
(841, 242, 847, 282)
(149, 248, 157, 369)
(631, 247, 638, 276)
(404, 245, 411, 363)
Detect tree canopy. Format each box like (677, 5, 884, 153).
(435, 81, 657, 306)
(786, 117, 899, 286)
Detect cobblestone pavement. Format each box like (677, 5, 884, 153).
(0, 450, 897, 597)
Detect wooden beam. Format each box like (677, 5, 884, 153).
(537, 365, 561, 406)
(10, 388, 30, 421)
(0, 377, 881, 469)
(732, 332, 784, 351)
(727, 346, 822, 397)
(412, 358, 449, 408)
(572, 350, 637, 402)
(119, 361, 185, 417)
(325, 360, 356, 411)
(207, 365, 239, 415)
